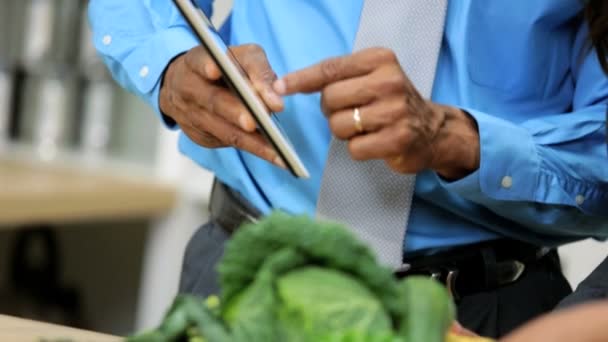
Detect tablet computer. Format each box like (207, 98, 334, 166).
(173, 0, 310, 178)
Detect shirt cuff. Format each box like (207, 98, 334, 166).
(438, 108, 541, 203)
(121, 26, 199, 129)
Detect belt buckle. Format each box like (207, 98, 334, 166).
(498, 260, 526, 285)
(428, 268, 460, 300)
(394, 266, 461, 300)
(443, 260, 525, 301)
(444, 268, 460, 300)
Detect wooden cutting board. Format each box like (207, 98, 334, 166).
(0, 315, 121, 341)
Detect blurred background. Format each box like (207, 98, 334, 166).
(0, 0, 232, 335)
(0, 0, 605, 337)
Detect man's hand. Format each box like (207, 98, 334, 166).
(274, 47, 480, 179)
(160, 44, 286, 168)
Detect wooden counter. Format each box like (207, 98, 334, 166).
(0, 314, 121, 341)
(0, 154, 177, 227)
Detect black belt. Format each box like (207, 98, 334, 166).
(209, 180, 262, 233)
(209, 179, 551, 299)
(397, 240, 551, 300)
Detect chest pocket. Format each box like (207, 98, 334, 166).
(466, 1, 573, 99)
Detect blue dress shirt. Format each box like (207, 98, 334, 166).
(89, 0, 608, 253)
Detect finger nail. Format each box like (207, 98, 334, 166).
(204, 63, 214, 77)
(273, 79, 286, 95)
(204, 63, 220, 79)
(239, 114, 255, 131)
(273, 156, 287, 169)
(266, 90, 284, 108)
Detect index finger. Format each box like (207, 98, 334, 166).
(274, 48, 391, 95)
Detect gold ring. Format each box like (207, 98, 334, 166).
(390, 155, 404, 164)
(353, 107, 364, 133)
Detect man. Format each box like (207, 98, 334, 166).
(89, 0, 608, 338)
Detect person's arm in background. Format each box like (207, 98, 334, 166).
(501, 301, 608, 342)
(88, 1, 286, 167)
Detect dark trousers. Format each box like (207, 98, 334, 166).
(179, 221, 228, 297)
(457, 250, 571, 338)
(178, 221, 572, 339)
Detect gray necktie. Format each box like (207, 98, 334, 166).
(316, 0, 447, 267)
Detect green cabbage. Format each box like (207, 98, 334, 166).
(128, 213, 455, 342)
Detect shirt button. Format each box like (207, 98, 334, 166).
(575, 195, 585, 206)
(102, 35, 112, 46)
(139, 65, 149, 78)
(501, 176, 513, 189)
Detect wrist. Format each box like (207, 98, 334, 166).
(429, 105, 480, 180)
(159, 53, 186, 125)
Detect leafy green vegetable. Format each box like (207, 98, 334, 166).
(128, 295, 230, 342)
(129, 212, 457, 342)
(398, 277, 455, 342)
(274, 267, 393, 341)
(218, 213, 400, 314)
